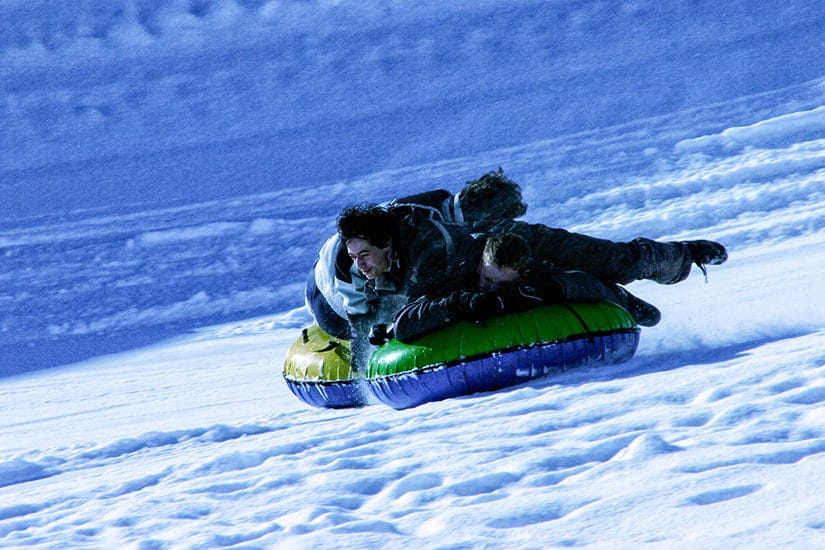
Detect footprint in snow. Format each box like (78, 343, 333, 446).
(389, 472, 443, 499)
(447, 471, 522, 497)
(614, 434, 683, 461)
(683, 484, 762, 506)
(782, 386, 825, 405)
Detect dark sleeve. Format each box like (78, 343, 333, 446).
(393, 284, 548, 343)
(393, 295, 457, 343)
(549, 271, 625, 303)
(401, 220, 480, 300)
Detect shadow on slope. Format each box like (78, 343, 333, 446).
(0, 306, 292, 379)
(0, 330, 177, 379)
(553, 330, 816, 387)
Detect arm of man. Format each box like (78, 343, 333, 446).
(393, 284, 548, 343)
(400, 218, 481, 299)
(393, 294, 457, 343)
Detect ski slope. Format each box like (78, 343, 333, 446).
(2, 1, 825, 548)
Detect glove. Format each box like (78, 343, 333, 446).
(467, 291, 507, 319)
(492, 282, 547, 312)
(445, 290, 505, 321)
(368, 323, 394, 346)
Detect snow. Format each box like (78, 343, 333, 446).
(2, 0, 825, 547)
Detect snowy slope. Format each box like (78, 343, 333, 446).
(4, 1, 825, 216)
(3, 1, 825, 548)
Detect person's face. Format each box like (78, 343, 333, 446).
(478, 258, 519, 291)
(346, 238, 391, 280)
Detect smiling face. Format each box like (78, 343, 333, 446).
(346, 237, 392, 280)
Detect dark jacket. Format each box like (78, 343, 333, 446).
(393, 270, 636, 343)
(307, 189, 465, 334)
(367, 213, 480, 306)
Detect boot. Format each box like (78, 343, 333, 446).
(685, 240, 728, 276)
(615, 286, 661, 327)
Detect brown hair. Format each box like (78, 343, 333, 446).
(459, 169, 527, 230)
(482, 232, 531, 273)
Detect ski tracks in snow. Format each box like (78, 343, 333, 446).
(3, 329, 825, 547)
(2, 13, 825, 545)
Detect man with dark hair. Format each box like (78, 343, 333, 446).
(336, 205, 396, 252)
(305, 169, 527, 341)
(332, 204, 481, 370)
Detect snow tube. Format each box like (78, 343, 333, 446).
(282, 324, 368, 408)
(365, 301, 640, 409)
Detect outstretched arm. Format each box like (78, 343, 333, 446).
(393, 285, 548, 343)
(393, 295, 456, 343)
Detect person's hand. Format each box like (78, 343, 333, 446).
(445, 290, 505, 320)
(368, 323, 394, 345)
(467, 291, 506, 319)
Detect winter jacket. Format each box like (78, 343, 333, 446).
(393, 270, 637, 343)
(308, 189, 470, 332)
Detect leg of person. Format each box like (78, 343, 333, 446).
(533, 227, 715, 285)
(305, 267, 352, 339)
(631, 238, 728, 283)
(551, 271, 661, 327)
(610, 285, 661, 327)
(626, 238, 695, 284)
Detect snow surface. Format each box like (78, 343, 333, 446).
(2, 1, 825, 548)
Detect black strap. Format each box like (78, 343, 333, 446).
(314, 341, 341, 353)
(391, 202, 445, 222)
(563, 303, 595, 343)
(426, 218, 455, 257)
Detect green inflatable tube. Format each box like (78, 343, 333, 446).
(366, 301, 640, 409)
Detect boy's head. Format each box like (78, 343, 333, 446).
(478, 232, 531, 291)
(458, 169, 527, 231)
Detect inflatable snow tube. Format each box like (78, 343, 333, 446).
(282, 324, 368, 408)
(365, 301, 640, 410)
